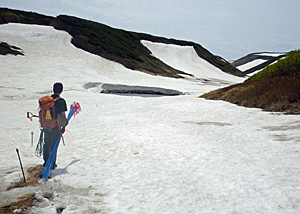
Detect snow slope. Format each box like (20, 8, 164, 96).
(1, 23, 300, 214)
(141, 40, 242, 84)
(237, 59, 267, 72)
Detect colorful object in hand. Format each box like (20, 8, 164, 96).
(41, 102, 81, 183)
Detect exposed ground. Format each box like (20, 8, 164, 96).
(0, 42, 23, 56)
(0, 165, 42, 214)
(200, 73, 300, 114)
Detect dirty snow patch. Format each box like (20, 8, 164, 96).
(84, 82, 183, 96)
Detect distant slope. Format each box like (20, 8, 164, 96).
(231, 52, 287, 75)
(0, 7, 244, 78)
(201, 50, 300, 114)
(141, 40, 244, 84)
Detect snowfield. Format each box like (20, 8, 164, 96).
(1, 23, 300, 214)
(141, 40, 242, 84)
(236, 59, 267, 72)
(254, 53, 286, 57)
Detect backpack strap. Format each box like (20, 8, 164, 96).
(53, 95, 61, 115)
(54, 97, 65, 145)
(53, 96, 61, 102)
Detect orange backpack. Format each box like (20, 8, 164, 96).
(38, 95, 61, 129)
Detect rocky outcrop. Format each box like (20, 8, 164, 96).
(0, 42, 24, 56)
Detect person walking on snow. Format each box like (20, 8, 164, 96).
(43, 82, 67, 168)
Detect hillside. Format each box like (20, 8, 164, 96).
(1, 18, 300, 214)
(231, 52, 287, 75)
(0, 7, 244, 78)
(201, 50, 300, 114)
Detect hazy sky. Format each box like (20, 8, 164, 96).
(1, 0, 300, 60)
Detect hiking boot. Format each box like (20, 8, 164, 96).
(42, 163, 57, 169)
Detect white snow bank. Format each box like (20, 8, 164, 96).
(141, 40, 245, 84)
(237, 59, 267, 71)
(255, 53, 285, 57)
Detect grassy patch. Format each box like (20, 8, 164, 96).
(249, 50, 300, 81)
(6, 165, 42, 191)
(201, 74, 300, 114)
(201, 50, 300, 114)
(0, 8, 52, 24)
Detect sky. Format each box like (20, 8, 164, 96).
(1, 0, 300, 60)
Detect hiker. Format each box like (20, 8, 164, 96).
(43, 82, 68, 169)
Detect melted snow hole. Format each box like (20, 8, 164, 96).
(84, 82, 183, 96)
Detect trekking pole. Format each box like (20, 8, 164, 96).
(16, 149, 26, 183)
(31, 132, 34, 146)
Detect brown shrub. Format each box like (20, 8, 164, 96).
(6, 165, 42, 191)
(1, 165, 43, 213)
(200, 73, 300, 114)
(0, 193, 36, 214)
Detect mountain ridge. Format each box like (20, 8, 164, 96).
(0, 7, 244, 78)
(231, 52, 287, 75)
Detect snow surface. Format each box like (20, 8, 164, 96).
(141, 40, 243, 84)
(255, 53, 285, 57)
(1, 23, 300, 214)
(236, 59, 267, 72)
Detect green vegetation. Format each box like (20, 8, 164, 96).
(201, 49, 300, 114)
(1, 11, 20, 17)
(243, 55, 286, 75)
(0, 8, 52, 24)
(56, 15, 146, 62)
(248, 50, 300, 81)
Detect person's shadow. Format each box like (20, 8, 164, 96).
(50, 158, 81, 177)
